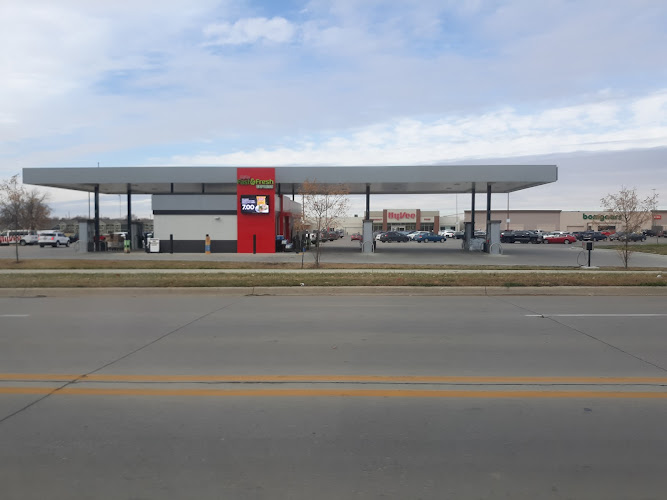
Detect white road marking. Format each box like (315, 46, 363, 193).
(0, 314, 30, 317)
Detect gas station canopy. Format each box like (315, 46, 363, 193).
(23, 164, 557, 195)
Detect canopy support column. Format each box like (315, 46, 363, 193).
(471, 183, 476, 231)
(94, 185, 100, 252)
(486, 183, 492, 224)
(127, 184, 132, 249)
(486, 183, 502, 255)
(361, 184, 373, 253)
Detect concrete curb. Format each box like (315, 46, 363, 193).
(0, 268, 664, 274)
(1, 286, 666, 298)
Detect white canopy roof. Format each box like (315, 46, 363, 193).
(23, 164, 557, 195)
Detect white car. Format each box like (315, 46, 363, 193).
(408, 231, 430, 240)
(38, 232, 70, 247)
(439, 230, 455, 238)
(0, 230, 39, 246)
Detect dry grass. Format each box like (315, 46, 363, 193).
(595, 243, 667, 256)
(1, 271, 665, 288)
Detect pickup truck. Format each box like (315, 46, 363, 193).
(580, 231, 608, 241)
(500, 230, 543, 244)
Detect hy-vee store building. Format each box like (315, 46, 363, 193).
(23, 165, 557, 253)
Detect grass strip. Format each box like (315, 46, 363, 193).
(1, 272, 665, 288)
(595, 244, 667, 256)
(1, 258, 664, 272)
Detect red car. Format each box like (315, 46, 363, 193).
(351, 233, 362, 241)
(543, 233, 576, 244)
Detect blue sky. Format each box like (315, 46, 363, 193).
(2, 0, 666, 218)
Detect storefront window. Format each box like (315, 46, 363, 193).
(390, 223, 416, 231)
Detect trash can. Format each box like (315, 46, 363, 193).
(148, 238, 160, 253)
(275, 235, 285, 252)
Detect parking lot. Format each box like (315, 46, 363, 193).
(2, 236, 667, 268)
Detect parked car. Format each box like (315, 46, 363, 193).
(350, 233, 362, 241)
(642, 229, 663, 238)
(500, 230, 542, 244)
(38, 232, 70, 247)
(610, 232, 646, 242)
(580, 231, 608, 241)
(307, 232, 327, 244)
(414, 232, 446, 243)
(407, 231, 430, 241)
(543, 233, 577, 244)
(378, 231, 410, 242)
(439, 229, 455, 238)
(0, 229, 39, 246)
(625, 232, 646, 242)
(453, 231, 465, 239)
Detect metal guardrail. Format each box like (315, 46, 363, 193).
(361, 241, 375, 253)
(488, 242, 503, 255)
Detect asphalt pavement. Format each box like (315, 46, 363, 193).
(1, 293, 666, 499)
(3, 237, 667, 268)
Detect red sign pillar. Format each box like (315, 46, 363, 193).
(237, 168, 276, 253)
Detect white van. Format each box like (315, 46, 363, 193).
(0, 229, 39, 246)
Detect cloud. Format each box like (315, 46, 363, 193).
(203, 17, 296, 46)
(3, 0, 667, 220)
(164, 90, 667, 167)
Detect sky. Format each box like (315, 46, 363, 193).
(2, 0, 666, 219)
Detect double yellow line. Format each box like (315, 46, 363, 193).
(1, 374, 666, 399)
(2, 374, 667, 383)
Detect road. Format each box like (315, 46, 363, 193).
(1, 293, 666, 499)
(4, 237, 667, 267)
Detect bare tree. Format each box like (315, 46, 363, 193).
(22, 190, 52, 230)
(299, 180, 350, 267)
(600, 186, 658, 268)
(0, 175, 52, 262)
